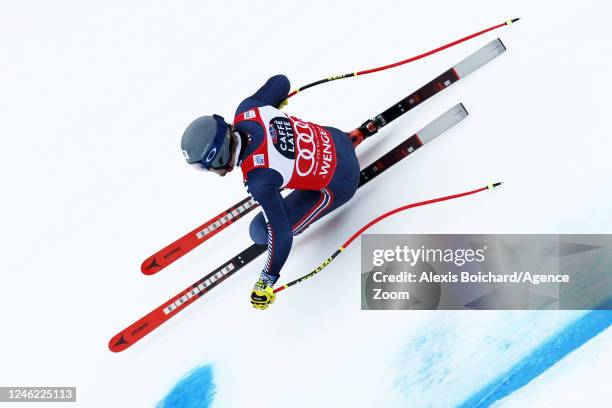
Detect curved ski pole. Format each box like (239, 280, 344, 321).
(281, 18, 519, 105)
(274, 182, 502, 294)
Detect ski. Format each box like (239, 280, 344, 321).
(140, 38, 506, 276)
(284, 19, 518, 98)
(356, 38, 506, 138)
(110, 104, 469, 352)
(141, 196, 259, 275)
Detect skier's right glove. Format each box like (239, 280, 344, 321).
(278, 98, 289, 109)
(250, 279, 276, 310)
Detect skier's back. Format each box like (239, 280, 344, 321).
(181, 75, 365, 309)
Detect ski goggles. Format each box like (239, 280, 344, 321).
(193, 114, 231, 171)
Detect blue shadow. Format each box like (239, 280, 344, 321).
(460, 301, 612, 408)
(157, 364, 216, 408)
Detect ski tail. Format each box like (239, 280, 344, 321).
(359, 103, 468, 185)
(353, 38, 505, 141)
(453, 38, 506, 79)
(285, 19, 518, 98)
(417, 103, 469, 144)
(109, 104, 469, 352)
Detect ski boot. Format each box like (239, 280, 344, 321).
(348, 128, 366, 148)
(348, 118, 380, 148)
(250, 273, 277, 310)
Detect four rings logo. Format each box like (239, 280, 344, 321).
(269, 116, 334, 178)
(293, 119, 334, 177)
(294, 121, 317, 177)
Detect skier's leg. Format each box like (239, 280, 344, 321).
(286, 140, 360, 234)
(287, 188, 337, 236)
(250, 129, 360, 241)
(249, 214, 268, 245)
(249, 185, 355, 310)
(248, 189, 324, 244)
(249, 187, 348, 243)
(287, 130, 360, 233)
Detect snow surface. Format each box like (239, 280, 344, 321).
(1, 0, 612, 407)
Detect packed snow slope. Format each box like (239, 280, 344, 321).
(1, 0, 611, 407)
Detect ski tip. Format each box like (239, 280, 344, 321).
(108, 332, 130, 353)
(487, 182, 503, 190)
(459, 103, 469, 116)
(507, 17, 521, 25)
(141, 257, 163, 275)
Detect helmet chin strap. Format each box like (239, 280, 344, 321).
(229, 131, 242, 169)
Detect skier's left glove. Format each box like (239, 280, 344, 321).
(251, 279, 276, 310)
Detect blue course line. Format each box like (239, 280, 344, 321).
(157, 364, 216, 408)
(459, 301, 612, 408)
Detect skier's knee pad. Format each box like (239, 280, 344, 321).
(249, 213, 268, 245)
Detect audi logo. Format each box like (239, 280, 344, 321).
(294, 121, 316, 177)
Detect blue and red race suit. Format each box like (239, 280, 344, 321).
(233, 75, 360, 283)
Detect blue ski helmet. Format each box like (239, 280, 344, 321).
(181, 114, 232, 171)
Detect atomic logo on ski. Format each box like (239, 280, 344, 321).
(112, 335, 129, 348)
(145, 257, 161, 271)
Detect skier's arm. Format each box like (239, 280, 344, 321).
(246, 172, 293, 280)
(236, 74, 291, 114)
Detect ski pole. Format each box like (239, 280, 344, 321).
(273, 182, 503, 294)
(281, 18, 519, 105)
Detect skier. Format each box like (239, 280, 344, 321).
(181, 75, 371, 310)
